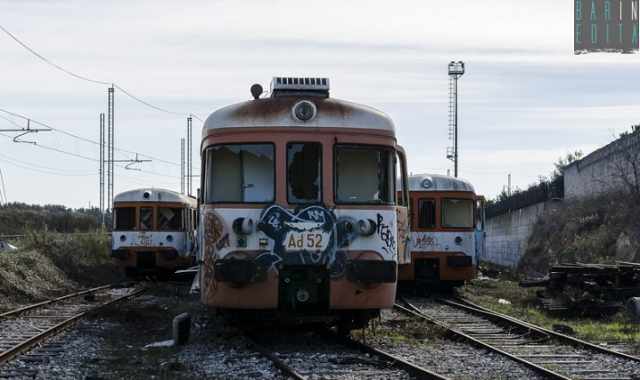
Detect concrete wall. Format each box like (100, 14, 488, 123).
(483, 201, 551, 268)
(565, 131, 640, 198)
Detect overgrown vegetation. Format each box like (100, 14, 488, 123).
(519, 191, 640, 275)
(0, 202, 110, 235)
(461, 278, 640, 351)
(0, 232, 120, 310)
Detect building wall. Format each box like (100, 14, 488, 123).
(483, 201, 551, 267)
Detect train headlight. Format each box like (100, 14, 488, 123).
(292, 100, 317, 122)
(357, 219, 376, 236)
(455, 236, 463, 245)
(232, 218, 254, 235)
(119, 235, 126, 242)
(166, 234, 174, 243)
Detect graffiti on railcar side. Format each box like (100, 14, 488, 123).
(414, 234, 438, 249)
(202, 209, 227, 297)
(376, 213, 396, 256)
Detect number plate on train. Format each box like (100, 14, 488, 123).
(137, 234, 152, 246)
(284, 231, 330, 251)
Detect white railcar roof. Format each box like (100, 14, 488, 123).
(114, 188, 197, 207)
(202, 97, 395, 135)
(400, 173, 475, 193)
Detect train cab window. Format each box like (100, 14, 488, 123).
(418, 199, 436, 229)
(335, 145, 394, 204)
(140, 207, 154, 230)
(204, 144, 275, 203)
(287, 143, 321, 204)
(114, 207, 135, 230)
(441, 199, 474, 228)
(158, 207, 182, 231)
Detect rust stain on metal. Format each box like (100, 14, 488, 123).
(230, 97, 352, 120)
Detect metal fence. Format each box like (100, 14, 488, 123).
(486, 176, 563, 218)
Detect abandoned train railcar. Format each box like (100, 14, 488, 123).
(197, 77, 410, 328)
(399, 174, 485, 289)
(111, 188, 197, 278)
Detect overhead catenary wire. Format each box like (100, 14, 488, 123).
(0, 107, 186, 167)
(0, 23, 203, 121)
(0, 132, 180, 181)
(0, 108, 201, 173)
(0, 150, 94, 176)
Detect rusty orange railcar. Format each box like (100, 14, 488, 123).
(398, 174, 485, 290)
(111, 188, 197, 278)
(196, 77, 410, 329)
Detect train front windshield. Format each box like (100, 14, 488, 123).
(335, 145, 395, 204)
(442, 198, 474, 228)
(204, 144, 275, 203)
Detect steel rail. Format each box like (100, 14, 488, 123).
(395, 301, 572, 380)
(243, 334, 306, 380)
(334, 333, 452, 380)
(0, 287, 145, 366)
(0, 284, 114, 319)
(449, 296, 640, 362)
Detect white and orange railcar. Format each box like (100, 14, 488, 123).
(196, 77, 410, 329)
(398, 174, 485, 289)
(111, 188, 197, 278)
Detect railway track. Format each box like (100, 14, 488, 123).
(0, 283, 144, 375)
(397, 296, 640, 380)
(245, 329, 450, 380)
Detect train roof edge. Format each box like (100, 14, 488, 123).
(113, 188, 197, 206)
(202, 77, 395, 136)
(400, 173, 475, 193)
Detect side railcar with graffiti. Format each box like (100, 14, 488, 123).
(196, 77, 410, 329)
(398, 174, 485, 290)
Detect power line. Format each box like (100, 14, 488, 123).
(0, 151, 94, 175)
(0, 107, 184, 167)
(0, 156, 96, 177)
(0, 23, 203, 120)
(0, 132, 179, 180)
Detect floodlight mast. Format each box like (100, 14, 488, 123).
(447, 61, 465, 178)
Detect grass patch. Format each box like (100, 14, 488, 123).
(353, 312, 447, 346)
(461, 279, 640, 353)
(0, 232, 120, 310)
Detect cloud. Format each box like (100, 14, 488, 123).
(0, 0, 637, 206)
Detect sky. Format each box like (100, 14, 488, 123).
(0, 0, 639, 208)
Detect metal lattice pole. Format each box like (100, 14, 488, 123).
(99, 113, 105, 227)
(181, 138, 185, 194)
(107, 86, 115, 212)
(447, 61, 465, 178)
(187, 116, 193, 196)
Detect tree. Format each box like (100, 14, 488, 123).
(552, 150, 583, 179)
(609, 127, 640, 200)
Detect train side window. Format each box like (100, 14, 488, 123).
(204, 144, 275, 203)
(114, 207, 135, 230)
(140, 207, 154, 230)
(287, 142, 321, 204)
(418, 199, 436, 229)
(158, 207, 182, 231)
